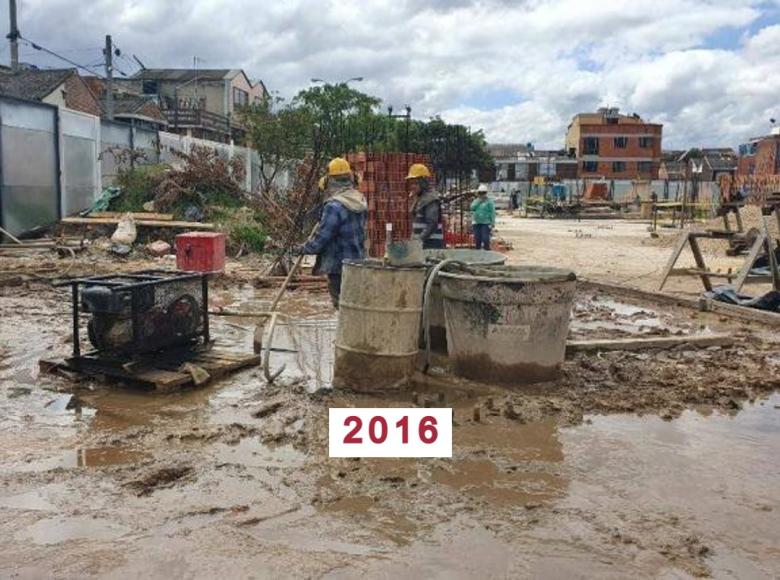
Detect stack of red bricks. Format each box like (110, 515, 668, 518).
(347, 152, 432, 257)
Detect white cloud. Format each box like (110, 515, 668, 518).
(3, 0, 778, 148)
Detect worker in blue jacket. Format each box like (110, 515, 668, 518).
(296, 158, 367, 308)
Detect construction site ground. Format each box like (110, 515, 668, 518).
(1, 213, 779, 578)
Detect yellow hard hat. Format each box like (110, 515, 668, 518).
(318, 176, 327, 191)
(406, 163, 431, 180)
(327, 157, 351, 177)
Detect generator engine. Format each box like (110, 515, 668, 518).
(74, 272, 206, 355)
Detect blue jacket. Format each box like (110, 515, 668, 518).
(301, 189, 367, 275)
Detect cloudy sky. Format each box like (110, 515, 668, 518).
(3, 0, 779, 149)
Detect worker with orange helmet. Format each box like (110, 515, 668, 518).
(407, 163, 444, 249)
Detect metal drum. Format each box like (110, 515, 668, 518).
(334, 259, 426, 391)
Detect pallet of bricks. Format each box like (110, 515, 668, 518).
(347, 152, 432, 257)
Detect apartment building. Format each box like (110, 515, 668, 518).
(483, 143, 577, 182)
(565, 108, 663, 179)
(737, 128, 780, 177)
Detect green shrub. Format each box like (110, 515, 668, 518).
(230, 223, 267, 253)
(111, 165, 166, 213)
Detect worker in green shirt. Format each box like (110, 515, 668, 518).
(470, 184, 496, 250)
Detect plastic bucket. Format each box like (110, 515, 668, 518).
(439, 265, 576, 385)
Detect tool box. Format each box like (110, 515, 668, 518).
(175, 232, 226, 272)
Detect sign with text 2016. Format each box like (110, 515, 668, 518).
(328, 408, 452, 458)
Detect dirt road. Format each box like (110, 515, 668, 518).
(0, 220, 779, 578)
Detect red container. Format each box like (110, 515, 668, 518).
(175, 232, 226, 273)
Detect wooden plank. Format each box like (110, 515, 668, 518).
(732, 230, 766, 292)
(658, 231, 691, 291)
(38, 349, 259, 392)
(580, 279, 780, 328)
(566, 333, 733, 354)
(89, 211, 175, 221)
(667, 268, 733, 279)
(688, 236, 713, 291)
(60, 217, 214, 230)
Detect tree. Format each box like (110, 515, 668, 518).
(241, 95, 314, 193)
(294, 82, 381, 160)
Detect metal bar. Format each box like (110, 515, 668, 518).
(130, 288, 141, 351)
(71, 283, 80, 358)
(201, 274, 210, 344)
(56, 272, 203, 291)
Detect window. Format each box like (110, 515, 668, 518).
(583, 137, 599, 155)
(775, 143, 780, 174)
(613, 136, 628, 148)
(639, 136, 654, 148)
(612, 161, 626, 173)
(142, 80, 158, 95)
(637, 161, 652, 173)
(233, 87, 249, 107)
(539, 162, 555, 177)
(582, 161, 598, 172)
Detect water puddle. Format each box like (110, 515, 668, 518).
(213, 438, 306, 469)
(570, 294, 707, 339)
(11, 446, 148, 472)
(0, 483, 68, 512)
(19, 516, 130, 545)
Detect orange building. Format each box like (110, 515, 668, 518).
(565, 108, 663, 179)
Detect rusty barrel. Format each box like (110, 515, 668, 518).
(423, 249, 506, 353)
(439, 265, 576, 385)
(334, 259, 426, 391)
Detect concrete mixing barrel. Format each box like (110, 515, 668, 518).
(334, 259, 426, 391)
(423, 249, 506, 353)
(439, 265, 576, 385)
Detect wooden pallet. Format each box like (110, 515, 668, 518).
(39, 347, 260, 392)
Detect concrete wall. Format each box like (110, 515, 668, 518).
(0, 95, 293, 235)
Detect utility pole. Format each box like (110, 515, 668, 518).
(103, 35, 114, 120)
(8, 0, 20, 71)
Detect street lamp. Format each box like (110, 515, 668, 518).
(310, 77, 363, 85)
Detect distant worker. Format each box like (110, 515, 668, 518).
(407, 163, 444, 249)
(470, 184, 496, 250)
(296, 157, 367, 309)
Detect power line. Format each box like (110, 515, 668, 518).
(18, 36, 105, 78)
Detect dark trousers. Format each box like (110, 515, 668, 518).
(327, 274, 342, 309)
(473, 224, 491, 250)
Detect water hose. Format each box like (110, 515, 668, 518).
(262, 311, 288, 382)
(420, 258, 467, 373)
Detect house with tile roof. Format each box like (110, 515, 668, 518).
(0, 67, 101, 116)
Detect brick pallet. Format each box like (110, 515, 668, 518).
(348, 152, 432, 257)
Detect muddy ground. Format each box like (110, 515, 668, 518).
(1, 219, 780, 578)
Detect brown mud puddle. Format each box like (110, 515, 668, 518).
(0, 280, 779, 577)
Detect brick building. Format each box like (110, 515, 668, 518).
(565, 108, 663, 179)
(737, 130, 780, 177)
(0, 68, 101, 116)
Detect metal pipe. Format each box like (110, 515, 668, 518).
(201, 274, 210, 344)
(71, 283, 80, 358)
